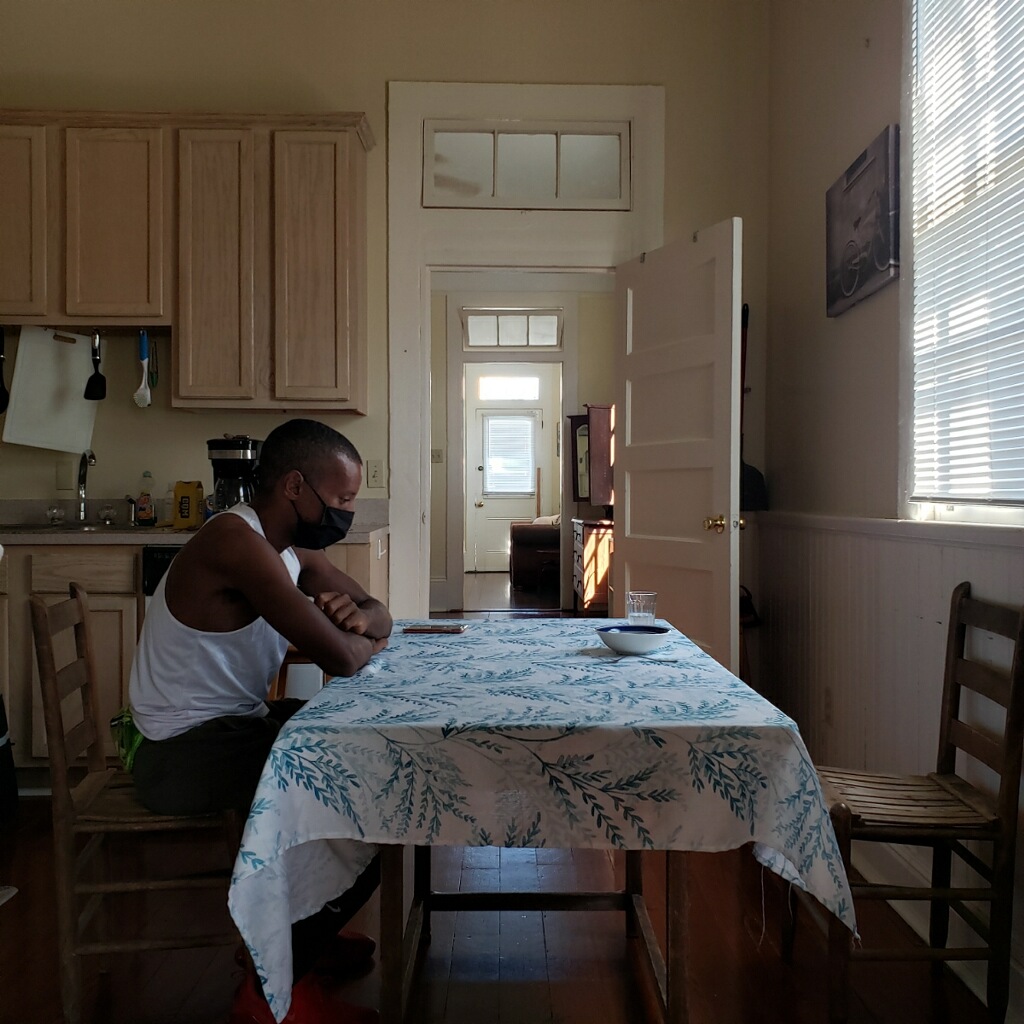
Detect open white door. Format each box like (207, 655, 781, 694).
(613, 218, 741, 671)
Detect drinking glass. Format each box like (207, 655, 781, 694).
(627, 591, 657, 626)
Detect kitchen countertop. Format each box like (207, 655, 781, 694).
(0, 523, 389, 547)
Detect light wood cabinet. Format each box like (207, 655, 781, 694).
(30, 592, 136, 759)
(324, 530, 389, 606)
(0, 115, 173, 325)
(177, 128, 256, 398)
(65, 126, 167, 317)
(0, 124, 48, 316)
(572, 518, 613, 613)
(175, 118, 370, 412)
(0, 545, 139, 766)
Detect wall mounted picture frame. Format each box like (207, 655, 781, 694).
(826, 124, 900, 317)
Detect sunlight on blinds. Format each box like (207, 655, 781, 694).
(483, 414, 537, 495)
(912, 0, 1024, 504)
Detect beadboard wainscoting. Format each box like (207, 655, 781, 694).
(758, 512, 1024, 1007)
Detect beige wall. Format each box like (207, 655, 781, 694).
(578, 294, 617, 408)
(766, 0, 903, 516)
(0, 0, 771, 507)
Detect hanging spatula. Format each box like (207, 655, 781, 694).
(0, 326, 9, 414)
(84, 330, 106, 400)
(133, 330, 151, 407)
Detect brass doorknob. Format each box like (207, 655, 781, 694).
(474, 501, 484, 508)
(703, 515, 726, 534)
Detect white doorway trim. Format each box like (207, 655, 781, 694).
(388, 82, 664, 617)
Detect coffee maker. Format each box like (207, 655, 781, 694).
(207, 435, 261, 511)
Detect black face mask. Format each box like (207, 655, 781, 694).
(292, 478, 355, 549)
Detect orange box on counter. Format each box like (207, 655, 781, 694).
(173, 481, 205, 529)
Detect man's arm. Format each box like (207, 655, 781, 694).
(171, 518, 385, 677)
(294, 548, 393, 639)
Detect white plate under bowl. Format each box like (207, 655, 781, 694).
(596, 625, 671, 656)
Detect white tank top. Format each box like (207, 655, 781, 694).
(129, 504, 301, 741)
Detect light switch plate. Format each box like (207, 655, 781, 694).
(366, 459, 384, 488)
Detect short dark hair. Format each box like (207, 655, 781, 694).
(255, 419, 362, 495)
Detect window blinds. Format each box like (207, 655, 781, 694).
(482, 414, 537, 495)
(911, 0, 1024, 504)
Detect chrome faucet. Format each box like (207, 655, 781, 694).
(78, 449, 96, 522)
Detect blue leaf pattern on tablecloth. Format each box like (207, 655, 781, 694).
(228, 618, 855, 1023)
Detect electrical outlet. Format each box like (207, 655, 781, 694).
(431, 448, 443, 464)
(366, 459, 384, 489)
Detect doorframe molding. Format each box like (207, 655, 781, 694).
(388, 81, 664, 616)
(444, 329, 576, 612)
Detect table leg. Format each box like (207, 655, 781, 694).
(666, 851, 690, 1024)
(380, 845, 405, 1024)
(625, 850, 643, 939)
(414, 846, 432, 944)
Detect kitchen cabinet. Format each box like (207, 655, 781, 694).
(572, 518, 613, 613)
(175, 115, 371, 411)
(0, 125, 47, 316)
(0, 114, 173, 325)
(1, 545, 139, 766)
(324, 529, 389, 606)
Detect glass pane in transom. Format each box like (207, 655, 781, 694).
(498, 315, 529, 346)
(495, 133, 557, 200)
(560, 134, 621, 200)
(433, 132, 494, 200)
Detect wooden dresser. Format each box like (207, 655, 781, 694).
(571, 518, 613, 613)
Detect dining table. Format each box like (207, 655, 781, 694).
(228, 618, 856, 1023)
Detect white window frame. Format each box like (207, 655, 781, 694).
(459, 306, 564, 350)
(481, 410, 540, 497)
(900, 0, 1024, 527)
(422, 118, 631, 211)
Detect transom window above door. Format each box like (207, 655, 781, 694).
(424, 119, 631, 210)
(461, 307, 562, 349)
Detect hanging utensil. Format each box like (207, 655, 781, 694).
(83, 330, 106, 400)
(148, 335, 159, 389)
(0, 326, 9, 415)
(133, 330, 151, 407)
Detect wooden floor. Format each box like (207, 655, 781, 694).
(0, 799, 988, 1024)
(461, 572, 561, 614)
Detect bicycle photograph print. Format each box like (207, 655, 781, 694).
(825, 123, 900, 317)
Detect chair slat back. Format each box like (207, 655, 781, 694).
(30, 583, 108, 821)
(937, 581, 1024, 834)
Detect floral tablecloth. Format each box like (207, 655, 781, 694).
(228, 618, 855, 1021)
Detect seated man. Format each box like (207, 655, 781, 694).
(129, 418, 392, 1024)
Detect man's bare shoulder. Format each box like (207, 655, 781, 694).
(176, 513, 274, 568)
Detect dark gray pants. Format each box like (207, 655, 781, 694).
(132, 699, 379, 980)
(133, 699, 305, 816)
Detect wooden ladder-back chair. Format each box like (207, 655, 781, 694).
(31, 582, 240, 1024)
(784, 580, 1024, 1023)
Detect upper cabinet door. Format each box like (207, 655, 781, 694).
(177, 129, 256, 398)
(65, 127, 165, 317)
(0, 125, 48, 316)
(273, 130, 365, 406)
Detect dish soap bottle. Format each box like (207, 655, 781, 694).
(137, 471, 156, 527)
(162, 482, 175, 525)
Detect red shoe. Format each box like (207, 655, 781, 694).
(229, 964, 379, 1024)
(312, 929, 377, 980)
